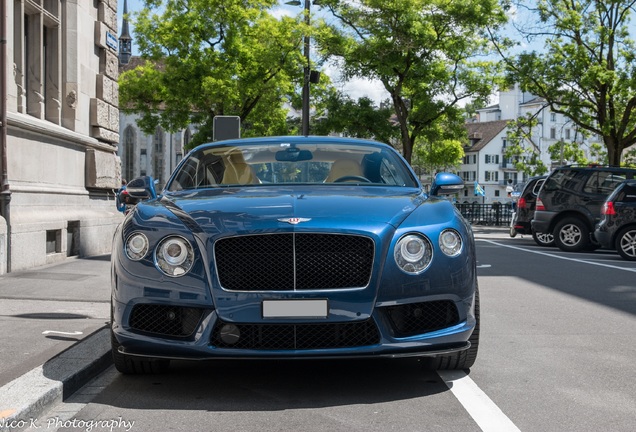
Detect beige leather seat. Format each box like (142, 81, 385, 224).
(325, 159, 363, 182)
(221, 150, 258, 185)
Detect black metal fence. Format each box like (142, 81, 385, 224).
(454, 203, 514, 226)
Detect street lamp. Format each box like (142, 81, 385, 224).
(286, 0, 320, 136)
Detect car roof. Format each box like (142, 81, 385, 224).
(193, 135, 394, 150)
(556, 164, 636, 173)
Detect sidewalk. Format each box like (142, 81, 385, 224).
(0, 256, 113, 431)
(471, 225, 511, 240)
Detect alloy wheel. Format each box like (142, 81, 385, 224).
(617, 228, 636, 261)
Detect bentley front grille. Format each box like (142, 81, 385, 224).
(384, 300, 460, 338)
(211, 319, 380, 350)
(129, 304, 205, 338)
(214, 233, 374, 291)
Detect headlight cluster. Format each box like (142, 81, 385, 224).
(394, 229, 463, 274)
(439, 229, 462, 256)
(394, 234, 433, 274)
(125, 233, 194, 277)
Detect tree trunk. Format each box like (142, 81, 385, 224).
(605, 136, 623, 166)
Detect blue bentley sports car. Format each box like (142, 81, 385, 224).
(111, 136, 479, 373)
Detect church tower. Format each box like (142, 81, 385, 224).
(119, 0, 132, 65)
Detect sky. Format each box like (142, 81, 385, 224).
(116, 0, 390, 104)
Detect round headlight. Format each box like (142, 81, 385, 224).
(155, 236, 194, 277)
(125, 233, 149, 261)
(439, 229, 462, 257)
(394, 234, 432, 274)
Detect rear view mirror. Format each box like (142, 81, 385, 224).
(275, 148, 313, 162)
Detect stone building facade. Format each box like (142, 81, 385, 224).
(0, 1, 123, 273)
(118, 108, 191, 190)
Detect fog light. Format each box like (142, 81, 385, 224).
(220, 324, 241, 345)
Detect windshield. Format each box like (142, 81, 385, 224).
(166, 140, 418, 191)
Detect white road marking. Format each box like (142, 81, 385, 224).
(438, 370, 522, 432)
(476, 264, 492, 268)
(479, 239, 636, 273)
(42, 330, 83, 336)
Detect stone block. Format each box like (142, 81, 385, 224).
(90, 98, 110, 128)
(98, 2, 118, 32)
(94, 21, 108, 50)
(100, 50, 119, 80)
(109, 105, 120, 131)
(96, 75, 115, 105)
(86, 149, 121, 189)
(112, 81, 119, 106)
(92, 127, 120, 144)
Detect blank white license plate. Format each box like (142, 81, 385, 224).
(262, 299, 328, 318)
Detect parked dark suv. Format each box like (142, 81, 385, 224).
(511, 176, 554, 246)
(594, 180, 636, 260)
(532, 165, 636, 252)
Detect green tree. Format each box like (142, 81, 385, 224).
(496, 0, 636, 166)
(311, 91, 400, 144)
(504, 113, 549, 176)
(119, 0, 307, 148)
(413, 138, 465, 174)
(315, 0, 508, 163)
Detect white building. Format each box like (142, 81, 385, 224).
(0, 1, 122, 273)
(459, 85, 597, 204)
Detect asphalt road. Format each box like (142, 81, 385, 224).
(26, 236, 636, 432)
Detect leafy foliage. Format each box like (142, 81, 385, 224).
(314, 0, 509, 162)
(503, 113, 548, 176)
(498, 0, 636, 166)
(311, 91, 399, 144)
(119, 0, 307, 148)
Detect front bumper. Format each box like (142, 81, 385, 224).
(111, 296, 477, 360)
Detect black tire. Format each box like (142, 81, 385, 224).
(430, 285, 480, 371)
(615, 226, 636, 261)
(111, 331, 170, 374)
(532, 230, 555, 247)
(554, 217, 590, 252)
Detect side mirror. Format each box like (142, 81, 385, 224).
(430, 173, 464, 196)
(126, 176, 157, 200)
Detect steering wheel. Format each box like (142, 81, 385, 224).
(333, 175, 372, 183)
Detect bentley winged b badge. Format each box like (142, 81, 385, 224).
(278, 217, 312, 225)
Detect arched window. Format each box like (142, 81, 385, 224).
(183, 128, 191, 149)
(123, 126, 136, 182)
(153, 126, 165, 184)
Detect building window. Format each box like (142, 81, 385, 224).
(485, 171, 499, 182)
(551, 112, 557, 122)
(183, 128, 191, 149)
(459, 171, 476, 182)
(550, 128, 556, 139)
(123, 126, 136, 182)
(504, 172, 517, 183)
(153, 127, 165, 184)
(485, 155, 500, 164)
(17, 1, 61, 123)
(565, 129, 571, 140)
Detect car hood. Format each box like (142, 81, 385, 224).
(156, 186, 426, 235)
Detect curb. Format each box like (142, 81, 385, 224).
(0, 327, 112, 432)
